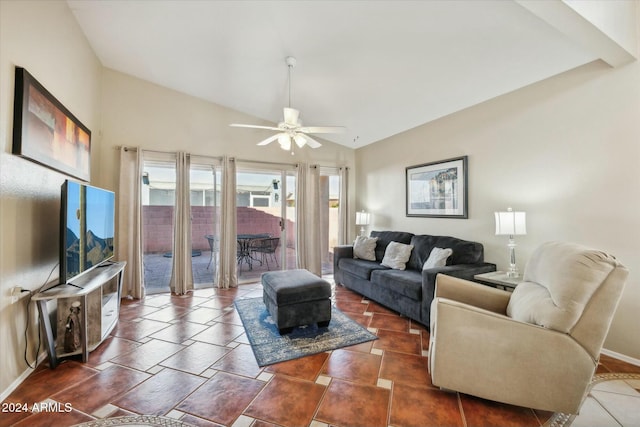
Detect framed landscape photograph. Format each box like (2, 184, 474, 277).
(406, 156, 468, 218)
(12, 67, 91, 181)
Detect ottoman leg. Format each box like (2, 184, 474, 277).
(279, 327, 294, 335)
(318, 320, 330, 328)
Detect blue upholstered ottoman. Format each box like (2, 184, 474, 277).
(262, 269, 332, 334)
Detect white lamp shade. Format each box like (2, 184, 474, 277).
(356, 211, 371, 226)
(495, 210, 526, 235)
(278, 133, 291, 150)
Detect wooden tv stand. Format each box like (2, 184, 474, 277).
(32, 261, 126, 369)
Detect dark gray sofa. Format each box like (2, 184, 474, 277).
(333, 231, 496, 328)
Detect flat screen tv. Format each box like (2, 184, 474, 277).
(60, 180, 115, 286)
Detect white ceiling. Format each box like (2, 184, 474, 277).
(66, 1, 629, 148)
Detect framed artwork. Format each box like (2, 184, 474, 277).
(12, 67, 91, 181)
(406, 156, 468, 218)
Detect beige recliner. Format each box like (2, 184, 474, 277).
(428, 241, 628, 414)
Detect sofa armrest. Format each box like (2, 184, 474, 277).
(333, 245, 354, 285)
(434, 274, 511, 315)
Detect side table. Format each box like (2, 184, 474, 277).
(473, 271, 521, 291)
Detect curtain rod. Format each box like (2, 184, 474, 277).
(118, 146, 348, 169)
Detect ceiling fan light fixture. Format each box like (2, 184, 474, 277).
(278, 133, 291, 150)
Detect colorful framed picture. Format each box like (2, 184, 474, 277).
(406, 156, 468, 218)
(12, 67, 91, 181)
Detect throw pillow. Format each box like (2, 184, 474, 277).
(423, 247, 453, 269)
(353, 236, 378, 261)
(381, 241, 414, 270)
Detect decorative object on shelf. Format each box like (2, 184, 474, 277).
(406, 156, 468, 218)
(355, 210, 371, 236)
(229, 56, 346, 152)
(12, 67, 91, 181)
(63, 301, 81, 353)
(495, 207, 527, 278)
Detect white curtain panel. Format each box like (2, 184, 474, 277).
(338, 166, 350, 245)
(117, 147, 145, 299)
(218, 156, 238, 288)
(170, 152, 194, 295)
(296, 163, 322, 275)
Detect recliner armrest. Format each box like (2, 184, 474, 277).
(434, 274, 511, 315)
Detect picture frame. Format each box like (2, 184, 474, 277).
(12, 67, 91, 181)
(406, 156, 468, 218)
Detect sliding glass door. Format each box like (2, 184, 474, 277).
(320, 167, 341, 275)
(235, 164, 297, 283)
(190, 157, 222, 289)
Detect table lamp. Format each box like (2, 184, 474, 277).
(495, 207, 526, 278)
(355, 210, 371, 237)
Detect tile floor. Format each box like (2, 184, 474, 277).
(2, 280, 640, 427)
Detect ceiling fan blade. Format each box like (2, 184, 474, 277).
(230, 123, 282, 131)
(256, 134, 280, 146)
(299, 126, 346, 134)
(283, 108, 300, 126)
(296, 133, 322, 149)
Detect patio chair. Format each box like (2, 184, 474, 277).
(251, 237, 280, 270)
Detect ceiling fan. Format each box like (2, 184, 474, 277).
(230, 56, 346, 151)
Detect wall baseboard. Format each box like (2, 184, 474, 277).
(0, 353, 47, 403)
(601, 347, 640, 367)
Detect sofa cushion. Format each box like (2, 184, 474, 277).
(381, 241, 414, 270)
(353, 235, 378, 261)
(506, 241, 618, 332)
(370, 231, 414, 262)
(423, 247, 453, 269)
(407, 235, 439, 271)
(338, 258, 389, 281)
(435, 236, 484, 265)
(371, 269, 422, 301)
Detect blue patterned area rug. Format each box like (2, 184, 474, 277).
(235, 297, 377, 367)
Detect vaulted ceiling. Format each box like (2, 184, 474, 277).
(67, 0, 636, 148)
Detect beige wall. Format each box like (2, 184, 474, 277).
(0, 1, 102, 398)
(356, 58, 640, 359)
(97, 68, 355, 193)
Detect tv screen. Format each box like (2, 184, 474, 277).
(61, 180, 115, 285)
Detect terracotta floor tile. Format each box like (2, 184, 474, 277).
(343, 338, 375, 354)
(179, 413, 224, 427)
(112, 318, 171, 342)
(459, 393, 542, 427)
(191, 322, 246, 346)
(142, 305, 191, 322)
(373, 328, 422, 355)
(115, 368, 205, 416)
(160, 341, 231, 375)
(118, 303, 161, 321)
(218, 308, 243, 326)
(210, 344, 262, 378)
(149, 321, 210, 343)
(264, 352, 329, 382)
(86, 336, 140, 367)
(380, 350, 431, 387)
(197, 296, 235, 310)
(391, 383, 464, 427)
(182, 307, 224, 324)
(4, 361, 98, 405)
(366, 301, 398, 315)
(166, 295, 211, 308)
(600, 354, 640, 374)
(334, 299, 369, 314)
(244, 375, 326, 427)
(321, 349, 382, 385)
(369, 312, 411, 332)
(111, 339, 184, 371)
(340, 311, 371, 329)
(315, 378, 390, 427)
(177, 372, 265, 425)
(51, 365, 150, 414)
